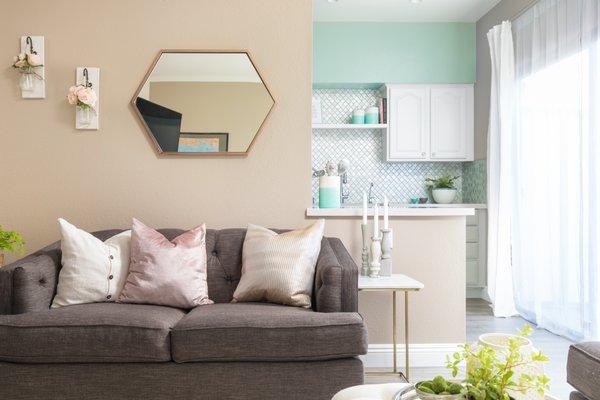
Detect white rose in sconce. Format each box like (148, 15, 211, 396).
(26, 53, 42, 67)
(11, 52, 43, 70)
(12, 53, 27, 68)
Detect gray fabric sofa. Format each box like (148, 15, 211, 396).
(0, 228, 367, 400)
(568, 342, 600, 400)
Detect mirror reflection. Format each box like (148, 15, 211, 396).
(134, 52, 274, 154)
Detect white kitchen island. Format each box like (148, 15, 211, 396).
(306, 204, 474, 369)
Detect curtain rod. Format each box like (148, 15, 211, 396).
(511, 0, 540, 21)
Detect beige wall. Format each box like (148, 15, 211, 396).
(0, 0, 312, 248)
(474, 0, 532, 159)
(149, 82, 273, 152)
(1, 0, 465, 347)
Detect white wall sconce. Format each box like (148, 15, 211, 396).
(12, 36, 45, 99)
(68, 67, 100, 130)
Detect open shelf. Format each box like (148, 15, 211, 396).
(312, 123, 388, 130)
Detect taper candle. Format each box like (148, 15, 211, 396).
(362, 192, 368, 225)
(383, 195, 389, 229)
(373, 201, 379, 234)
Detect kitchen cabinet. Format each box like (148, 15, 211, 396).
(385, 84, 473, 162)
(466, 209, 488, 299)
(387, 86, 429, 160)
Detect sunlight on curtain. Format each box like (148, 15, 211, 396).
(512, 0, 600, 341)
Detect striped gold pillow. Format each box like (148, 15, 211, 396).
(233, 220, 325, 308)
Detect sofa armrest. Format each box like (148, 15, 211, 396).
(0, 243, 61, 314)
(314, 237, 359, 312)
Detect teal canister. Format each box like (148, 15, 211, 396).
(319, 176, 341, 208)
(365, 106, 379, 124)
(352, 109, 365, 124)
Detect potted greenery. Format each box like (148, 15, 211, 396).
(446, 326, 550, 400)
(0, 226, 25, 267)
(426, 175, 460, 204)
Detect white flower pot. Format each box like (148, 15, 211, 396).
(432, 188, 457, 204)
(475, 333, 544, 400)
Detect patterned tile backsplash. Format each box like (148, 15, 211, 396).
(462, 159, 487, 204)
(311, 88, 486, 205)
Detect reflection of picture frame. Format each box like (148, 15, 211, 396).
(178, 133, 229, 153)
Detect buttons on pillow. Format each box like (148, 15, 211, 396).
(52, 219, 131, 308)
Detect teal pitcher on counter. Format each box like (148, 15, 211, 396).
(319, 176, 341, 208)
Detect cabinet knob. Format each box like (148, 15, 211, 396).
(421, 152, 425, 156)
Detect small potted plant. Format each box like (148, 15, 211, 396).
(0, 226, 25, 267)
(446, 326, 550, 400)
(12, 52, 43, 92)
(67, 84, 98, 125)
(426, 175, 460, 204)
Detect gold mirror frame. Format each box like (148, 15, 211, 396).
(131, 49, 275, 157)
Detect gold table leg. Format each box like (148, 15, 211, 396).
(364, 289, 409, 382)
(393, 291, 397, 374)
(405, 290, 410, 382)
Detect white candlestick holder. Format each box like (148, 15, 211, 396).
(380, 228, 393, 276)
(361, 223, 369, 276)
(369, 235, 382, 278)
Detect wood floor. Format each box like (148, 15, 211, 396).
(365, 299, 574, 399)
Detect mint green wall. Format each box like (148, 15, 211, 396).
(313, 22, 476, 87)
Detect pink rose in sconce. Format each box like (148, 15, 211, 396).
(77, 87, 97, 109)
(67, 86, 81, 105)
(67, 85, 97, 110)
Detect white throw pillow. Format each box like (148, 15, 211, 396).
(52, 218, 131, 308)
(232, 219, 325, 308)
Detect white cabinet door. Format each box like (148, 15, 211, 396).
(466, 209, 488, 299)
(430, 85, 473, 160)
(387, 87, 429, 160)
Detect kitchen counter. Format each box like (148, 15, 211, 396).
(306, 203, 482, 217)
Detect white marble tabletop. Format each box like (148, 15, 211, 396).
(307, 206, 475, 217)
(358, 274, 424, 291)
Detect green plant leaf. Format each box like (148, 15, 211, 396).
(0, 226, 25, 254)
(518, 325, 534, 337)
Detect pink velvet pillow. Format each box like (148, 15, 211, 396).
(118, 218, 213, 309)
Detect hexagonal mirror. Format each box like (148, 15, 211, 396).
(132, 51, 274, 155)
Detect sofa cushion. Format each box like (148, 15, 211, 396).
(567, 342, 600, 400)
(171, 302, 367, 362)
(0, 303, 185, 363)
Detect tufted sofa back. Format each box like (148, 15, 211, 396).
(0, 227, 359, 315)
(86, 228, 247, 303)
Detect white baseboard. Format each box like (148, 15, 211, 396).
(360, 343, 462, 369)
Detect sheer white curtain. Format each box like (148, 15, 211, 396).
(512, 0, 600, 341)
(487, 21, 519, 317)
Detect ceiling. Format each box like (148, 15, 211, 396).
(313, 0, 502, 22)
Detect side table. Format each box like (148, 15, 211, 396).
(359, 274, 424, 382)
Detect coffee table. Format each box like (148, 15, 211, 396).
(333, 383, 561, 400)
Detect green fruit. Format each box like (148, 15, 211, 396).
(419, 381, 434, 391)
(418, 386, 435, 394)
(448, 383, 462, 394)
(432, 376, 448, 393)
